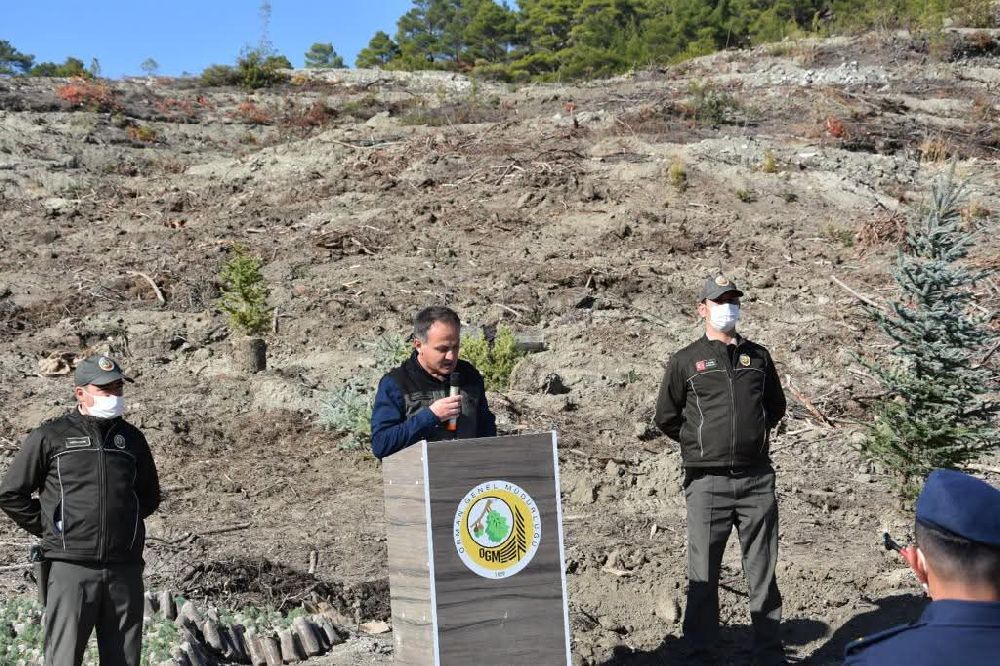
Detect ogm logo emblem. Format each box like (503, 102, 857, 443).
(454, 481, 540, 579)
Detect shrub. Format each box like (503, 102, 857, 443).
(236, 49, 289, 89)
(219, 245, 271, 335)
(232, 100, 273, 124)
(760, 150, 779, 174)
(858, 168, 997, 497)
(319, 379, 374, 450)
(680, 81, 738, 125)
(667, 158, 688, 190)
(460, 325, 525, 392)
(736, 188, 756, 203)
(126, 124, 157, 143)
(319, 333, 411, 450)
(200, 63, 241, 87)
(56, 77, 119, 112)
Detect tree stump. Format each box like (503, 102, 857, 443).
(232, 336, 267, 374)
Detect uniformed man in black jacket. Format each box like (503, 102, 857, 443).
(370, 305, 497, 458)
(655, 275, 787, 664)
(0, 354, 160, 666)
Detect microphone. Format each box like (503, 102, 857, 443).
(446, 371, 461, 434)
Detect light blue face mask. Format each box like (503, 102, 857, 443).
(709, 302, 741, 333)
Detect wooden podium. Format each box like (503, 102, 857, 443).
(382, 432, 571, 665)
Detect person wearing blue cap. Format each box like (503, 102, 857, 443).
(844, 469, 1000, 664)
(0, 354, 160, 666)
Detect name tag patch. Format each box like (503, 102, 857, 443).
(695, 359, 718, 372)
(64, 437, 91, 449)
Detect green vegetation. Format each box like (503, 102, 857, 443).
(30, 56, 89, 78)
(667, 158, 688, 190)
(219, 245, 271, 335)
(355, 0, 991, 81)
(761, 150, 779, 174)
(859, 168, 998, 497)
(460, 325, 525, 391)
(683, 80, 739, 125)
(304, 42, 347, 69)
(320, 334, 412, 449)
(200, 48, 290, 89)
(0, 40, 34, 75)
(822, 223, 855, 247)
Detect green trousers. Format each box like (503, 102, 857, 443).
(44, 560, 144, 666)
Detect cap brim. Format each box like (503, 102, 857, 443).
(702, 288, 744, 301)
(79, 372, 134, 386)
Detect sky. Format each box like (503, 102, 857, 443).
(4, 1, 415, 78)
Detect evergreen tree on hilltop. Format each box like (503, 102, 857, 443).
(0, 40, 35, 75)
(305, 42, 347, 68)
(356, 31, 401, 68)
(861, 167, 998, 497)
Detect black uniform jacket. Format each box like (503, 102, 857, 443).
(654, 334, 786, 469)
(0, 410, 160, 564)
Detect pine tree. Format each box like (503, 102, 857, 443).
(860, 167, 998, 497)
(304, 42, 346, 68)
(356, 31, 401, 68)
(0, 41, 35, 75)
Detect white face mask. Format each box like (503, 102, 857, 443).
(87, 394, 125, 419)
(708, 302, 741, 333)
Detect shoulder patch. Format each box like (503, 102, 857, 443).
(845, 623, 917, 655)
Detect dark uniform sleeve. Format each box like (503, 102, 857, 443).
(0, 429, 46, 537)
(134, 430, 160, 519)
(763, 350, 786, 428)
(476, 372, 497, 438)
(654, 356, 687, 442)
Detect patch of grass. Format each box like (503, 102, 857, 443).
(822, 223, 855, 247)
(126, 124, 157, 143)
(667, 158, 688, 191)
(460, 325, 525, 392)
(760, 150, 779, 174)
(919, 135, 953, 163)
(735, 188, 756, 203)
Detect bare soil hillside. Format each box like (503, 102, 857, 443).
(1, 29, 998, 665)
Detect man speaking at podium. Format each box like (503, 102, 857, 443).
(371, 306, 497, 459)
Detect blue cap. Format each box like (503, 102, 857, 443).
(916, 469, 1000, 546)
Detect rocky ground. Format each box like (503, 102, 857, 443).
(1, 28, 998, 665)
